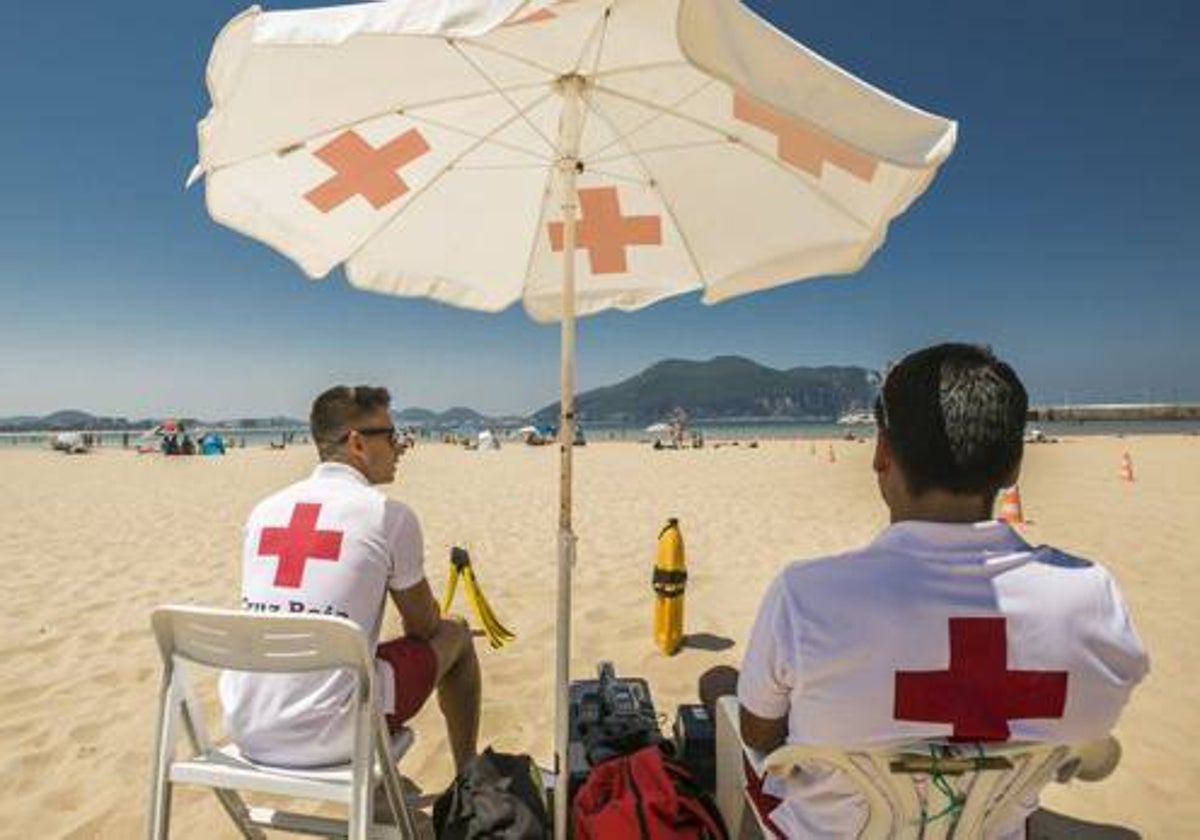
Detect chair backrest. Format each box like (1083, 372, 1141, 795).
(761, 739, 1072, 839)
(151, 605, 373, 686)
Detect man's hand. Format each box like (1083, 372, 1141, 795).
(390, 579, 441, 640)
(740, 705, 787, 753)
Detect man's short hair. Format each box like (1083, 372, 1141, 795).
(875, 344, 1027, 498)
(310, 385, 392, 460)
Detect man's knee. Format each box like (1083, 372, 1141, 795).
(699, 665, 739, 717)
(430, 616, 476, 676)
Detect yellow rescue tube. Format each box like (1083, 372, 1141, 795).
(653, 518, 686, 655)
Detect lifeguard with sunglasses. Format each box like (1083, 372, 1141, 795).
(220, 385, 480, 772)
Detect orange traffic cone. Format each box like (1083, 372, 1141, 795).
(828, 444, 837, 463)
(998, 486, 1024, 525)
(1119, 452, 1135, 482)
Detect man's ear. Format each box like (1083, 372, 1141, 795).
(873, 433, 891, 475)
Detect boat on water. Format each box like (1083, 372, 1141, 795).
(837, 410, 876, 426)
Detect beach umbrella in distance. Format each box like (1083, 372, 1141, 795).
(189, 1, 956, 829)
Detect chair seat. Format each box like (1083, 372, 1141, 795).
(170, 729, 414, 803)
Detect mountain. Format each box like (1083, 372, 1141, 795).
(393, 406, 491, 428)
(532, 356, 878, 424)
(0, 410, 138, 431)
(394, 407, 439, 424)
(0, 411, 304, 432)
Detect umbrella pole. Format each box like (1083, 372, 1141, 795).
(554, 73, 585, 840)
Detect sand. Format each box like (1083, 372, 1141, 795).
(0, 435, 1196, 838)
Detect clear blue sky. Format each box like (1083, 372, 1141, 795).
(1, 1, 1197, 418)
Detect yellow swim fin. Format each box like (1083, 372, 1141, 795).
(444, 547, 515, 649)
(441, 564, 460, 615)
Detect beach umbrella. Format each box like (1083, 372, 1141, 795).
(190, 1, 956, 829)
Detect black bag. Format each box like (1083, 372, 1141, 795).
(433, 748, 550, 839)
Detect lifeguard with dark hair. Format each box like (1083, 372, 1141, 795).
(705, 344, 1148, 838)
(220, 384, 481, 771)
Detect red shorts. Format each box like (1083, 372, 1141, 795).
(377, 636, 437, 728)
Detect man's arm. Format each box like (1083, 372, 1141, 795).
(737, 574, 797, 753)
(389, 579, 441, 640)
(740, 706, 788, 754)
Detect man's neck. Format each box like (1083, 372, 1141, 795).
(889, 490, 994, 525)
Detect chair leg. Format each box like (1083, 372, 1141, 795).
(349, 705, 375, 840)
(376, 729, 417, 839)
(212, 789, 268, 840)
(715, 696, 749, 834)
(147, 678, 177, 840)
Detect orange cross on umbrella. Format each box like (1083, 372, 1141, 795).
(733, 92, 878, 183)
(547, 186, 662, 274)
(305, 128, 431, 213)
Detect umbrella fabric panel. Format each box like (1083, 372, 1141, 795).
(200, 6, 549, 170)
(346, 163, 550, 310)
(478, 0, 634, 76)
(592, 76, 942, 231)
(207, 106, 525, 278)
(677, 0, 957, 168)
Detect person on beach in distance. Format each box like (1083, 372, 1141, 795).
(704, 343, 1148, 838)
(220, 385, 481, 771)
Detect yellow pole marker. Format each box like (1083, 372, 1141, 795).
(652, 518, 687, 655)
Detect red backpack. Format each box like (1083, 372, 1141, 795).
(572, 746, 728, 840)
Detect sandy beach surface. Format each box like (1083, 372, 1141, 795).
(1, 435, 1196, 838)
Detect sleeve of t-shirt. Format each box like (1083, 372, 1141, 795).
(737, 572, 799, 721)
(1098, 572, 1150, 686)
(384, 502, 426, 592)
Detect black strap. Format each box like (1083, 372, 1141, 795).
(652, 568, 687, 597)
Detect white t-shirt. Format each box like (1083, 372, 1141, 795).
(738, 520, 1148, 839)
(219, 462, 425, 767)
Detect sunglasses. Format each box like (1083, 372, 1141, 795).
(340, 426, 406, 449)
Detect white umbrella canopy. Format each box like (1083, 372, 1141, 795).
(191, 0, 956, 830)
(195, 0, 955, 322)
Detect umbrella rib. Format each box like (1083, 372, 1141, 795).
(585, 78, 714, 161)
(454, 162, 555, 171)
(588, 139, 730, 166)
(581, 167, 650, 186)
(581, 95, 707, 288)
(401, 80, 550, 114)
(591, 82, 874, 233)
(458, 38, 563, 82)
(204, 81, 553, 174)
(340, 90, 557, 270)
(518, 165, 557, 302)
(402, 111, 553, 163)
(592, 59, 692, 79)
(569, 6, 614, 166)
(449, 40, 558, 154)
(575, 4, 612, 77)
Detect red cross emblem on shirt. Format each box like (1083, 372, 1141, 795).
(548, 186, 663, 274)
(257, 503, 344, 589)
(894, 617, 1068, 741)
(732, 92, 878, 184)
(304, 128, 431, 213)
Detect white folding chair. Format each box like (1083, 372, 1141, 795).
(146, 605, 420, 840)
(715, 695, 1106, 839)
